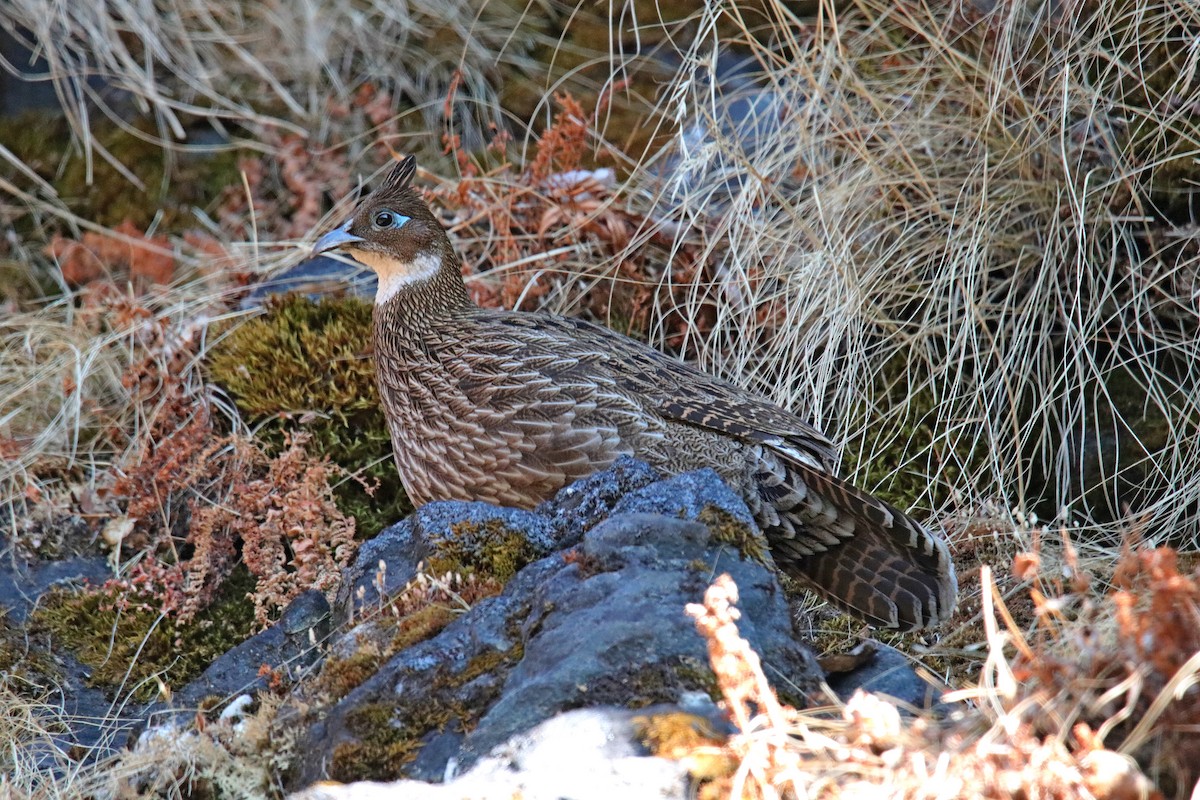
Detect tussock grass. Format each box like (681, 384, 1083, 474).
(621, 0, 1200, 542)
(0, 0, 539, 155)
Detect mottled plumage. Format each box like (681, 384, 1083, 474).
(313, 156, 957, 630)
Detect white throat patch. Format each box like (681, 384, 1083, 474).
(351, 249, 442, 305)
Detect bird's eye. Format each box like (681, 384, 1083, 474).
(371, 209, 410, 230)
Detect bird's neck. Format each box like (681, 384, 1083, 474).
(370, 243, 471, 325)
(371, 243, 473, 374)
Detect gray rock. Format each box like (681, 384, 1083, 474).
(131, 590, 332, 760)
(240, 256, 377, 310)
(459, 510, 805, 763)
(290, 462, 822, 789)
(651, 71, 814, 213)
(824, 641, 946, 711)
(0, 553, 110, 623)
(0, 552, 128, 766)
(609, 467, 756, 527)
(170, 589, 331, 709)
(534, 455, 661, 545)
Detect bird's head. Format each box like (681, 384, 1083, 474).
(313, 155, 459, 305)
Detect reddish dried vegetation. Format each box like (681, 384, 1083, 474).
(431, 93, 715, 353)
(1011, 543, 1200, 796)
(45, 219, 176, 286)
(215, 128, 354, 244)
(670, 546, 1193, 799)
(100, 294, 356, 626)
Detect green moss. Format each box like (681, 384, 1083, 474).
(633, 711, 735, 782)
(332, 703, 424, 780)
(207, 295, 410, 537)
(389, 605, 458, 654)
(697, 505, 770, 565)
(0, 111, 243, 232)
(0, 610, 30, 674)
(426, 519, 539, 584)
(313, 650, 386, 703)
(0, 610, 72, 695)
(329, 641, 525, 782)
(31, 567, 256, 701)
(451, 641, 525, 686)
(0, 258, 54, 305)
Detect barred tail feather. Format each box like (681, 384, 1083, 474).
(765, 462, 958, 631)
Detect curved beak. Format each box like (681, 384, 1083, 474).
(312, 220, 364, 255)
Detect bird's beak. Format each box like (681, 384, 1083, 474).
(312, 220, 365, 255)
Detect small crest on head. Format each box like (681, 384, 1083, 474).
(380, 155, 417, 193)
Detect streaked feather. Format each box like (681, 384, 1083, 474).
(315, 156, 959, 630)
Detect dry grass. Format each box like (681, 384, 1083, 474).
(620, 0, 1200, 542)
(0, 0, 532, 157)
(1, 0, 1198, 796)
(681, 558, 1185, 799)
(0, 673, 285, 800)
(0, 276, 241, 529)
(0, 676, 130, 800)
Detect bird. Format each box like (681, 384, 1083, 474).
(312, 155, 957, 631)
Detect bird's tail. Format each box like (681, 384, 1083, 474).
(762, 461, 957, 631)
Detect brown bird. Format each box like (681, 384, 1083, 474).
(313, 156, 957, 630)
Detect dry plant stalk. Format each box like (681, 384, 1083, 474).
(687, 570, 1165, 799)
(109, 419, 357, 626)
(687, 574, 802, 799)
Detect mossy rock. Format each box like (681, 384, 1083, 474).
(697, 504, 769, 565)
(0, 609, 55, 679)
(426, 519, 540, 584)
(207, 294, 410, 537)
(575, 655, 720, 710)
(328, 639, 524, 782)
(634, 710, 736, 787)
(30, 566, 256, 701)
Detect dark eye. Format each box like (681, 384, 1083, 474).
(370, 209, 410, 230)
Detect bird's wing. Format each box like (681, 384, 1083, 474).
(406, 318, 655, 506)
(474, 312, 957, 630)
(484, 312, 840, 471)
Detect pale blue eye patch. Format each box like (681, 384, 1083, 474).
(371, 209, 410, 230)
